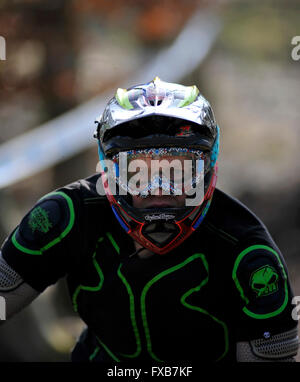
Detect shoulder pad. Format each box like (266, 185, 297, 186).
(12, 191, 75, 255)
(232, 244, 289, 319)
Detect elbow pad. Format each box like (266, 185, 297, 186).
(0, 251, 23, 291)
(237, 327, 299, 361)
(0, 251, 40, 320)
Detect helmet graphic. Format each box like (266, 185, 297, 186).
(94, 77, 220, 255)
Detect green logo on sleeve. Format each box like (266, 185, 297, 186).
(28, 207, 53, 234)
(250, 265, 279, 297)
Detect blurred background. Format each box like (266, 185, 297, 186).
(0, 0, 299, 362)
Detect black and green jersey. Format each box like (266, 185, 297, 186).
(1, 174, 297, 362)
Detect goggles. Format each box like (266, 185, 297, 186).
(110, 147, 207, 198)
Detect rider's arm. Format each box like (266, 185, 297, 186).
(0, 190, 78, 319)
(236, 327, 298, 362)
(232, 241, 298, 362)
(0, 251, 39, 320)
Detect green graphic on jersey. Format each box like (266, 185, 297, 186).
(250, 265, 279, 297)
(28, 207, 53, 234)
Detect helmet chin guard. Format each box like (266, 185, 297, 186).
(95, 77, 220, 255)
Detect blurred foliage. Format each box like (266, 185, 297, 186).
(0, 0, 204, 142)
(220, 2, 300, 63)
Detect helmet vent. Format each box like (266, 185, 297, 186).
(148, 99, 163, 107)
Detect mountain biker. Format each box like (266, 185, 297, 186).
(0, 77, 298, 362)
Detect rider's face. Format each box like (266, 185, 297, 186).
(128, 153, 188, 209)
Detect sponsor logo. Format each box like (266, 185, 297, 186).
(250, 265, 279, 297)
(144, 214, 175, 222)
(28, 207, 53, 234)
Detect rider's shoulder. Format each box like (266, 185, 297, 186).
(209, 189, 287, 272)
(33, 173, 106, 216)
(57, 173, 105, 200)
(53, 173, 109, 210)
(206, 188, 270, 244)
(62, 173, 107, 202)
(13, 173, 108, 250)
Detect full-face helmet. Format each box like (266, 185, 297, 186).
(94, 77, 219, 254)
